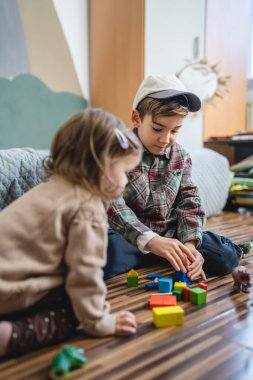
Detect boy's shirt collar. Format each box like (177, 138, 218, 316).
(142, 144, 172, 159)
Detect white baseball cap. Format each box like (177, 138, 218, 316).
(133, 74, 201, 112)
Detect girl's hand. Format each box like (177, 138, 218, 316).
(145, 236, 196, 273)
(184, 241, 206, 281)
(115, 311, 137, 336)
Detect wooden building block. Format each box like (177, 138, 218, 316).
(145, 282, 159, 290)
(147, 273, 163, 279)
(198, 282, 208, 291)
(190, 287, 207, 305)
(150, 294, 177, 309)
(174, 282, 187, 291)
(127, 269, 138, 287)
(183, 286, 191, 301)
(153, 306, 184, 327)
(159, 278, 173, 293)
(175, 270, 191, 286)
(127, 276, 138, 287)
(173, 289, 183, 301)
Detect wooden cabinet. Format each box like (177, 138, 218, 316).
(204, 139, 253, 165)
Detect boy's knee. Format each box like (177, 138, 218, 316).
(215, 250, 240, 275)
(203, 250, 240, 276)
(201, 232, 241, 276)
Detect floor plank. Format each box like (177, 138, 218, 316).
(0, 211, 253, 380)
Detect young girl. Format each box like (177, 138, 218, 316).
(0, 108, 142, 358)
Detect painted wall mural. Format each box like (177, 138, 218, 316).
(0, 0, 87, 149)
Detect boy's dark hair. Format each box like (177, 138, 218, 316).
(136, 96, 189, 121)
(43, 108, 141, 196)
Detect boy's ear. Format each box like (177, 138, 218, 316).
(131, 109, 141, 128)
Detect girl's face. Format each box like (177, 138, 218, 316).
(132, 111, 184, 155)
(101, 154, 140, 200)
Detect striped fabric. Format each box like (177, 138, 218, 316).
(108, 143, 205, 246)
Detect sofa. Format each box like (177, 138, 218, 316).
(0, 147, 230, 217)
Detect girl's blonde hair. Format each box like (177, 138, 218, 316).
(44, 108, 142, 195)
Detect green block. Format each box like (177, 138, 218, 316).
(172, 289, 183, 301)
(127, 276, 138, 287)
(190, 287, 206, 305)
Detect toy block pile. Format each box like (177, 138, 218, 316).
(126, 269, 207, 327)
(127, 269, 208, 328)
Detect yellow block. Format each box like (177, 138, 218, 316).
(174, 282, 187, 291)
(127, 268, 138, 277)
(153, 306, 184, 327)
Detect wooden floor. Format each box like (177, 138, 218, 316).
(1, 211, 253, 380)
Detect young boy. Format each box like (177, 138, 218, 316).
(105, 74, 241, 280)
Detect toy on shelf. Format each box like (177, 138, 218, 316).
(232, 265, 251, 293)
(153, 306, 184, 327)
(49, 345, 88, 380)
(127, 269, 139, 287)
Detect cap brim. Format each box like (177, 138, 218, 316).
(148, 89, 201, 112)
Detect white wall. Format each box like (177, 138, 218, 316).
(51, 0, 206, 138)
(145, 0, 206, 148)
(53, 0, 89, 99)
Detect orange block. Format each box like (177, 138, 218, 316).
(149, 294, 177, 309)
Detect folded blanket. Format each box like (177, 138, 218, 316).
(0, 148, 48, 210)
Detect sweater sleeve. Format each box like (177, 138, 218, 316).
(64, 207, 116, 337)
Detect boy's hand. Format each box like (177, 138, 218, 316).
(145, 236, 196, 273)
(184, 241, 206, 281)
(115, 311, 137, 336)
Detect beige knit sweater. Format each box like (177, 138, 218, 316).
(0, 175, 116, 336)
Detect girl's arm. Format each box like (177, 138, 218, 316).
(64, 207, 116, 337)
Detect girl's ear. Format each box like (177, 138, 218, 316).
(131, 109, 141, 128)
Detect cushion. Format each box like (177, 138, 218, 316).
(189, 148, 230, 217)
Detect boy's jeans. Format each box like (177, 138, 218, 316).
(104, 230, 241, 279)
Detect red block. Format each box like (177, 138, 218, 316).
(183, 286, 191, 301)
(149, 294, 177, 309)
(198, 282, 208, 291)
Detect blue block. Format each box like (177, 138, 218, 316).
(175, 271, 191, 286)
(159, 278, 173, 293)
(147, 273, 163, 279)
(145, 282, 159, 290)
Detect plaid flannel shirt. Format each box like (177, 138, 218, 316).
(108, 143, 205, 247)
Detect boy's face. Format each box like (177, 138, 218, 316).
(132, 110, 184, 155)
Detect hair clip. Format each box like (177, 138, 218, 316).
(114, 128, 129, 149)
